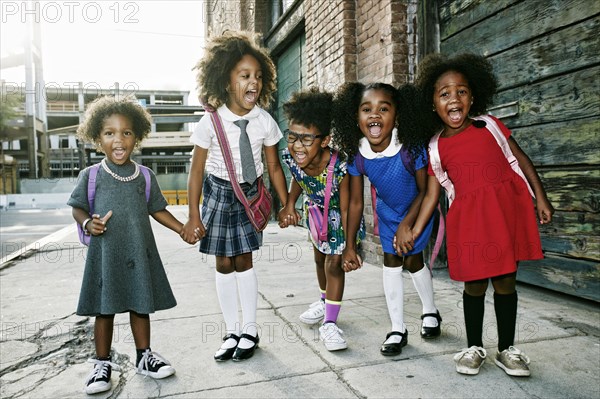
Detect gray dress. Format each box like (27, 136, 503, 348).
(67, 160, 177, 316)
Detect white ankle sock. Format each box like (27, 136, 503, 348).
(215, 271, 240, 349)
(410, 266, 438, 327)
(236, 268, 258, 349)
(383, 266, 405, 343)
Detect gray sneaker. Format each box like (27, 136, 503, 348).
(453, 346, 487, 375)
(495, 346, 531, 377)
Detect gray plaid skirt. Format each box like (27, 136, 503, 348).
(199, 174, 262, 256)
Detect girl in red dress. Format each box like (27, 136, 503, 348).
(408, 53, 554, 377)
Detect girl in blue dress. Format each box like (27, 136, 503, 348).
(278, 87, 365, 351)
(334, 83, 441, 356)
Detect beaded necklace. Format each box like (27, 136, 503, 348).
(101, 158, 140, 182)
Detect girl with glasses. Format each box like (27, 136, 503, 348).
(279, 87, 365, 351)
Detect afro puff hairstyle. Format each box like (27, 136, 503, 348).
(332, 82, 431, 164)
(283, 87, 333, 137)
(194, 30, 277, 110)
(76, 95, 152, 145)
(415, 52, 498, 132)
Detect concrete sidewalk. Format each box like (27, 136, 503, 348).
(1, 206, 598, 398)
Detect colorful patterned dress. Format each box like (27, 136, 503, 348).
(282, 148, 365, 255)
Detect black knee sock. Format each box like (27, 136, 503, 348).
(463, 291, 485, 348)
(494, 291, 518, 352)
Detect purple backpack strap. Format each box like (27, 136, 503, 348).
(399, 145, 415, 176)
(139, 165, 152, 202)
(86, 163, 101, 214)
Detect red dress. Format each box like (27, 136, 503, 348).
(428, 117, 543, 281)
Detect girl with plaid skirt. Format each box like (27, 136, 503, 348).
(182, 31, 289, 362)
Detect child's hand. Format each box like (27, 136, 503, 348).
(537, 197, 555, 224)
(394, 224, 414, 255)
(181, 219, 205, 243)
(342, 247, 363, 272)
(88, 211, 112, 236)
(277, 207, 300, 228)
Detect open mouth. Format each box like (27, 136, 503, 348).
(112, 147, 127, 161)
(244, 89, 258, 104)
(294, 151, 307, 164)
(448, 108, 463, 123)
(368, 122, 383, 138)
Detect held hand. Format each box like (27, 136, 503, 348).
(342, 247, 363, 272)
(277, 208, 300, 228)
(394, 224, 414, 255)
(88, 210, 112, 236)
(181, 218, 205, 243)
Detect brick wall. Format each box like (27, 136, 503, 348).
(356, 0, 410, 86)
(305, 0, 357, 90)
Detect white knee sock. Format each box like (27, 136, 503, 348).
(383, 266, 405, 343)
(215, 271, 239, 349)
(236, 268, 258, 349)
(410, 265, 438, 327)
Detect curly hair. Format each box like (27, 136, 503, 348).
(76, 95, 152, 144)
(283, 87, 333, 137)
(415, 52, 498, 131)
(332, 82, 430, 164)
(194, 31, 277, 109)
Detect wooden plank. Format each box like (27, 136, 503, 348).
(538, 168, 600, 213)
(439, 0, 516, 35)
(490, 15, 600, 91)
(539, 210, 599, 236)
(541, 235, 599, 261)
(512, 118, 599, 166)
(495, 65, 600, 127)
(441, 0, 600, 56)
(517, 254, 600, 302)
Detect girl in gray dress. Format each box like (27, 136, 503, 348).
(68, 95, 198, 395)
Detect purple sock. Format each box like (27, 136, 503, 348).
(324, 300, 341, 324)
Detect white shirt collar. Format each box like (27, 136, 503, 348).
(358, 128, 402, 159)
(218, 104, 261, 122)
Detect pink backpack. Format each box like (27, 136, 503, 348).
(428, 114, 535, 207)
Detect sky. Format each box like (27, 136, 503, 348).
(1, 1, 205, 104)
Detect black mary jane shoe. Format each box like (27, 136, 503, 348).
(380, 330, 408, 356)
(232, 333, 260, 362)
(214, 333, 240, 362)
(420, 311, 442, 339)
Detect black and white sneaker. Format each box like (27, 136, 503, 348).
(84, 358, 120, 395)
(136, 349, 175, 379)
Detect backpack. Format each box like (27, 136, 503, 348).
(77, 162, 151, 245)
(428, 114, 535, 208)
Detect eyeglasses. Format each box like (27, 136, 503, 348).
(285, 129, 325, 146)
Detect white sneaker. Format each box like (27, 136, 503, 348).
(319, 322, 347, 351)
(299, 300, 325, 325)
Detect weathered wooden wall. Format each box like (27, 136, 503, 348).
(436, 0, 600, 301)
